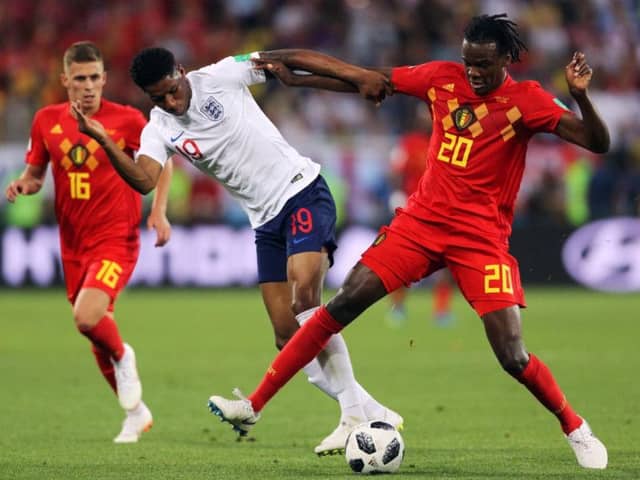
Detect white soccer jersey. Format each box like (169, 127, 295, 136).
(137, 53, 320, 228)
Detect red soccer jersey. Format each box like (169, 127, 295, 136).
(26, 100, 145, 255)
(391, 61, 569, 239)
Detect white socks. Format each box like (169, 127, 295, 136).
(298, 307, 336, 398)
(296, 307, 370, 423)
(302, 358, 337, 400)
(127, 400, 146, 415)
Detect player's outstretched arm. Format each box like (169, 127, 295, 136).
(554, 52, 610, 154)
(258, 49, 393, 103)
(254, 58, 359, 93)
(147, 157, 173, 247)
(5, 164, 46, 203)
(71, 101, 162, 194)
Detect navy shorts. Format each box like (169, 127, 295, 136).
(255, 175, 338, 283)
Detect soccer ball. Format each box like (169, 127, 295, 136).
(345, 421, 405, 474)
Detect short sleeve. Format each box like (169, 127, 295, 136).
(136, 122, 171, 167)
(391, 62, 443, 100)
(25, 110, 49, 167)
(199, 54, 266, 88)
(519, 82, 571, 133)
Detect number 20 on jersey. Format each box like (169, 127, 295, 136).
(437, 132, 473, 168)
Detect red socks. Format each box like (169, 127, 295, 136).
(517, 353, 583, 434)
(91, 344, 117, 393)
(80, 316, 125, 394)
(248, 306, 344, 412)
(79, 315, 125, 361)
(244, 309, 583, 436)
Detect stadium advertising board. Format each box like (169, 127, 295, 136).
(562, 217, 640, 292)
(0, 225, 376, 288)
(4, 221, 636, 291)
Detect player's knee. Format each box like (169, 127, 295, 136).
(273, 326, 297, 350)
(291, 287, 320, 316)
(326, 288, 364, 325)
(274, 337, 287, 350)
(72, 306, 102, 333)
(328, 290, 350, 314)
(498, 349, 529, 376)
(74, 315, 94, 333)
(291, 297, 313, 316)
(329, 282, 378, 322)
(320, 265, 383, 324)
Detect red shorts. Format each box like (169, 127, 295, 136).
(360, 211, 525, 316)
(62, 246, 138, 310)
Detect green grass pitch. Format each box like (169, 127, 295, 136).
(1, 287, 639, 479)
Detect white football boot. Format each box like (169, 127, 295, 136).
(314, 413, 368, 457)
(379, 408, 404, 432)
(566, 418, 607, 469)
(314, 420, 354, 456)
(208, 388, 260, 437)
(113, 402, 153, 443)
(314, 408, 404, 456)
(112, 343, 142, 410)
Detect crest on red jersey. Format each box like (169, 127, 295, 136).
(452, 105, 476, 131)
(69, 144, 89, 167)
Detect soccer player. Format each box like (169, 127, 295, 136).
(72, 46, 402, 455)
(207, 14, 610, 469)
(5, 41, 173, 443)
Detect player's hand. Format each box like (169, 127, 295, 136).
(71, 100, 108, 143)
(253, 58, 297, 86)
(565, 52, 592, 97)
(147, 210, 172, 247)
(354, 69, 393, 106)
(5, 178, 38, 202)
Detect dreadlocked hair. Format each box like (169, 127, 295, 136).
(130, 47, 176, 89)
(464, 13, 527, 63)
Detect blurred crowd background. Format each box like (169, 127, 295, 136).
(1, 0, 638, 230)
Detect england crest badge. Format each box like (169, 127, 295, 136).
(201, 96, 224, 122)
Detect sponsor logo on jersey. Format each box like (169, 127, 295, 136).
(201, 96, 224, 122)
(372, 232, 386, 246)
(442, 83, 455, 92)
(170, 130, 185, 142)
(233, 53, 252, 62)
(452, 105, 476, 131)
(290, 173, 304, 184)
(69, 144, 89, 167)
